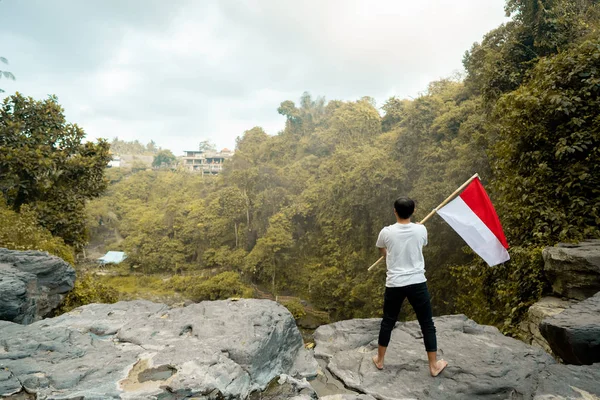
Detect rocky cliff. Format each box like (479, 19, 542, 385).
(314, 315, 600, 400)
(0, 248, 75, 324)
(1, 244, 599, 399)
(540, 292, 600, 365)
(543, 240, 600, 300)
(519, 240, 600, 364)
(1, 299, 598, 399)
(0, 299, 317, 399)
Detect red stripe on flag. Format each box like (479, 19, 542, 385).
(459, 178, 509, 249)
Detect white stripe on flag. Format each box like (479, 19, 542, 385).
(438, 197, 510, 267)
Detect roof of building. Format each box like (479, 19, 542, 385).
(182, 150, 233, 159)
(98, 251, 127, 264)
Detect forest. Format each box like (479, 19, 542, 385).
(1, 0, 599, 334)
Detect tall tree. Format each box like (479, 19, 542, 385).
(152, 149, 177, 168)
(0, 93, 111, 248)
(110, 138, 155, 155)
(146, 140, 158, 153)
(492, 37, 600, 245)
(199, 140, 217, 153)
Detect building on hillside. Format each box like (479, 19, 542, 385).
(106, 154, 154, 170)
(108, 156, 121, 168)
(97, 251, 127, 265)
(181, 148, 233, 174)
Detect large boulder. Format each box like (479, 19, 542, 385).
(518, 296, 576, 356)
(0, 248, 75, 324)
(543, 240, 600, 300)
(0, 299, 317, 399)
(533, 363, 600, 399)
(314, 315, 557, 400)
(540, 291, 600, 365)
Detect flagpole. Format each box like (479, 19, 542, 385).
(368, 173, 480, 271)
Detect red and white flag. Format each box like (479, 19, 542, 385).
(437, 177, 509, 266)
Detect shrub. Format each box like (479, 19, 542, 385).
(96, 275, 169, 297)
(492, 39, 600, 246)
(56, 273, 119, 314)
(282, 299, 307, 320)
(449, 246, 547, 335)
(0, 201, 75, 264)
(169, 271, 254, 302)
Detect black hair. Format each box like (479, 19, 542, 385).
(394, 197, 415, 219)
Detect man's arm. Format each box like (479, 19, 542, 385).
(376, 228, 387, 261)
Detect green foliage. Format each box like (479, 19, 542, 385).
(84, 1, 600, 331)
(168, 271, 253, 301)
(492, 38, 600, 245)
(152, 149, 177, 168)
(199, 140, 217, 152)
(282, 299, 306, 320)
(95, 274, 174, 300)
(450, 246, 547, 335)
(87, 171, 212, 273)
(0, 93, 111, 248)
(0, 200, 75, 264)
(505, 0, 599, 55)
(0, 56, 16, 94)
(56, 273, 119, 314)
(450, 0, 600, 332)
(245, 211, 294, 294)
(465, 0, 600, 104)
(203, 246, 247, 269)
(109, 137, 158, 155)
(94, 272, 253, 304)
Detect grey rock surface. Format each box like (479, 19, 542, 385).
(543, 240, 600, 300)
(519, 296, 576, 357)
(310, 358, 359, 398)
(540, 292, 600, 365)
(0, 248, 75, 324)
(533, 363, 600, 399)
(314, 315, 558, 400)
(0, 299, 318, 399)
(248, 374, 317, 400)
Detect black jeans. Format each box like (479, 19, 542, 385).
(378, 282, 437, 352)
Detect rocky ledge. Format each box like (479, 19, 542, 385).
(543, 239, 600, 300)
(518, 296, 577, 356)
(0, 248, 75, 324)
(0, 299, 317, 399)
(540, 291, 600, 365)
(1, 298, 599, 399)
(314, 315, 600, 400)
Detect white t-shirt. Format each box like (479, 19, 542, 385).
(376, 222, 428, 288)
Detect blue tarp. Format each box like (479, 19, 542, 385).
(98, 251, 127, 264)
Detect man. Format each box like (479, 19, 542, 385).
(372, 197, 448, 377)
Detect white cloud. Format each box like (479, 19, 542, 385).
(0, 0, 508, 155)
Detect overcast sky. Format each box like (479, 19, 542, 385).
(0, 0, 508, 154)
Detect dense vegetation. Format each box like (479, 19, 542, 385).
(1, 0, 598, 334)
(0, 200, 75, 264)
(0, 94, 116, 311)
(86, 1, 600, 330)
(109, 138, 158, 156)
(0, 94, 111, 250)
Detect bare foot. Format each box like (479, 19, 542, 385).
(430, 360, 448, 377)
(372, 355, 384, 370)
